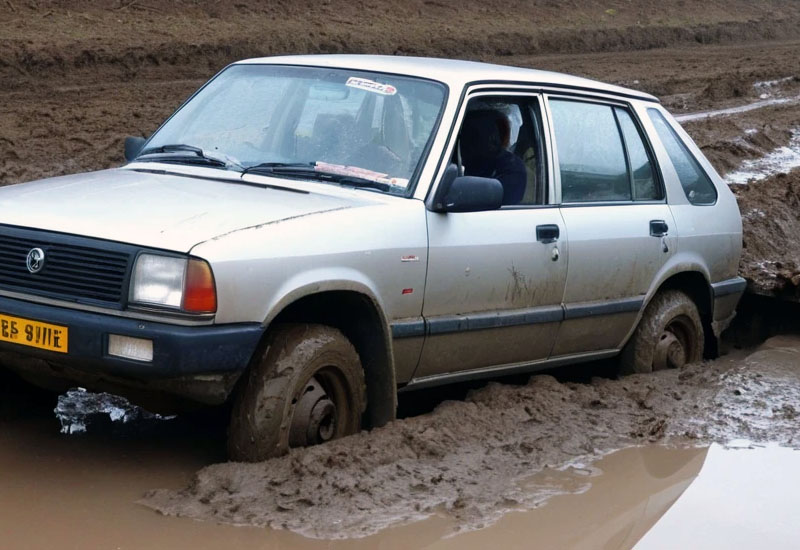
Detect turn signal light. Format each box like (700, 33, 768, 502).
(183, 258, 217, 313)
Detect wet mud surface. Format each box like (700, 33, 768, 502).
(142, 337, 800, 538)
(2, 338, 799, 547)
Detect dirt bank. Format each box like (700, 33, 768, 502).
(734, 169, 800, 299)
(3, 1, 800, 82)
(143, 337, 800, 538)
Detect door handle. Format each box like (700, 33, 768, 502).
(650, 220, 669, 237)
(536, 224, 560, 243)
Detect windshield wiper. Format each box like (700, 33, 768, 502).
(241, 162, 315, 176)
(243, 163, 391, 192)
(137, 144, 240, 169)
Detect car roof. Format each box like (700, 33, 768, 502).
(235, 54, 658, 102)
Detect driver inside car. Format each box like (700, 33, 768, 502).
(459, 108, 527, 205)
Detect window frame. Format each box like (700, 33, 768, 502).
(543, 94, 666, 207)
(429, 89, 557, 211)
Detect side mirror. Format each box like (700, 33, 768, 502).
(124, 136, 147, 162)
(443, 175, 504, 213)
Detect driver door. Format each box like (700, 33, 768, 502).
(412, 92, 569, 380)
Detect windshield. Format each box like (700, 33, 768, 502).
(142, 64, 447, 194)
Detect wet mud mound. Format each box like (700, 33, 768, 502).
(3, 1, 800, 82)
(144, 338, 800, 539)
(735, 169, 800, 299)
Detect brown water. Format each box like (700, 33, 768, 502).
(0, 411, 711, 550)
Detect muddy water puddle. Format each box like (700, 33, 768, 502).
(2, 409, 799, 550)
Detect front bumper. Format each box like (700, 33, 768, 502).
(0, 295, 263, 406)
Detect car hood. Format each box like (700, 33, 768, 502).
(0, 168, 364, 252)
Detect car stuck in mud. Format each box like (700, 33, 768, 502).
(0, 55, 746, 461)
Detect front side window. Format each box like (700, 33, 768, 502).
(453, 96, 547, 206)
(141, 65, 447, 195)
(550, 99, 630, 202)
(647, 108, 717, 205)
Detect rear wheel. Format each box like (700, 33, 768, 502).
(620, 290, 704, 375)
(228, 323, 366, 462)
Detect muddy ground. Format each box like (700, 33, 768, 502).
(144, 336, 800, 538)
(2, 0, 800, 543)
(2, 333, 799, 541)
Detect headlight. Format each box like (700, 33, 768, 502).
(130, 254, 217, 313)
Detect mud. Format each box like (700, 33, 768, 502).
(734, 169, 800, 299)
(3, 1, 800, 81)
(0, 387, 766, 550)
(142, 336, 800, 538)
(681, 103, 800, 176)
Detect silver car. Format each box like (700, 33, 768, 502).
(0, 55, 745, 460)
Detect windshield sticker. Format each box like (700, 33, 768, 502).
(345, 77, 397, 96)
(315, 162, 410, 188)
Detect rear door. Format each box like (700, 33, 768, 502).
(545, 96, 677, 357)
(412, 91, 568, 380)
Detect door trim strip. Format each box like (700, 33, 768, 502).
(391, 296, 646, 339)
(399, 349, 619, 391)
(563, 297, 644, 320)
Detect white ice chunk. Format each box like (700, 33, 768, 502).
(54, 387, 173, 434)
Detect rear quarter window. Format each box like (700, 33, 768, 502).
(647, 109, 717, 205)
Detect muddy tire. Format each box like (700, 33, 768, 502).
(620, 290, 704, 375)
(228, 323, 366, 462)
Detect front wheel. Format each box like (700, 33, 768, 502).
(620, 290, 704, 375)
(228, 323, 366, 462)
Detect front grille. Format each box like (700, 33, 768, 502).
(0, 226, 134, 308)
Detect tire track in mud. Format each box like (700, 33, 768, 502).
(143, 338, 800, 539)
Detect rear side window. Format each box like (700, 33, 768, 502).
(647, 109, 717, 205)
(615, 108, 660, 201)
(550, 100, 629, 202)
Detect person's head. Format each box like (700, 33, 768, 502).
(460, 109, 510, 165)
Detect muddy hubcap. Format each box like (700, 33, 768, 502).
(289, 376, 337, 447)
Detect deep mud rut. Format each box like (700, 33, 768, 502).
(141, 337, 800, 538)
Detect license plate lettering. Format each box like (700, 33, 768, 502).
(0, 313, 68, 353)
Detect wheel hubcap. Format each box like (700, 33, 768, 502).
(289, 376, 338, 447)
(653, 315, 696, 371)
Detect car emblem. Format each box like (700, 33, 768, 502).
(26, 248, 46, 274)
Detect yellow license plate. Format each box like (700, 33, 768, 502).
(0, 312, 68, 353)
